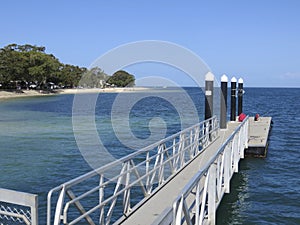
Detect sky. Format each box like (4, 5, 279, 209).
(1, 0, 300, 87)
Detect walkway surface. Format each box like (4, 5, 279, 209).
(119, 122, 240, 225)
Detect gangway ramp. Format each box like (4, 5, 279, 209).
(47, 117, 221, 225)
(46, 116, 252, 225)
(120, 122, 241, 225)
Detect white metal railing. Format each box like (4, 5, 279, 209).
(155, 116, 249, 225)
(0, 188, 38, 225)
(47, 116, 219, 225)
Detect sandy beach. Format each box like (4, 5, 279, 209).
(61, 87, 151, 94)
(0, 87, 152, 100)
(0, 90, 55, 100)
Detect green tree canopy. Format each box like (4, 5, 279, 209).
(59, 64, 87, 88)
(0, 44, 136, 90)
(79, 67, 109, 88)
(107, 70, 135, 87)
(0, 43, 87, 89)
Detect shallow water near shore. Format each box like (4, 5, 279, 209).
(0, 88, 299, 224)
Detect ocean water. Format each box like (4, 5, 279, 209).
(0, 88, 299, 224)
(217, 88, 300, 225)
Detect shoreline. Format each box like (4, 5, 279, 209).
(60, 87, 151, 94)
(0, 87, 152, 101)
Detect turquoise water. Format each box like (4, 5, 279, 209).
(0, 88, 300, 224)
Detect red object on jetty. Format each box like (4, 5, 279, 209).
(238, 113, 247, 122)
(255, 113, 260, 121)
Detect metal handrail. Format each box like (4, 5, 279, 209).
(47, 116, 219, 225)
(168, 116, 249, 225)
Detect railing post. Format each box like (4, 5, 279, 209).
(230, 77, 237, 121)
(208, 164, 216, 224)
(220, 74, 228, 129)
(195, 182, 201, 225)
(31, 195, 39, 225)
(224, 145, 231, 193)
(99, 174, 104, 225)
(233, 134, 239, 173)
(54, 187, 66, 225)
(238, 78, 244, 116)
(123, 161, 131, 214)
(238, 128, 244, 159)
(245, 119, 249, 149)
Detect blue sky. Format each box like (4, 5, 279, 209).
(1, 0, 300, 87)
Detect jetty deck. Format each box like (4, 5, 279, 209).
(246, 117, 272, 157)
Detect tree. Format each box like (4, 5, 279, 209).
(59, 64, 86, 88)
(0, 45, 29, 87)
(107, 70, 135, 87)
(28, 52, 62, 87)
(0, 44, 62, 89)
(79, 67, 109, 88)
(0, 43, 87, 89)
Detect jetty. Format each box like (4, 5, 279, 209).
(0, 74, 272, 225)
